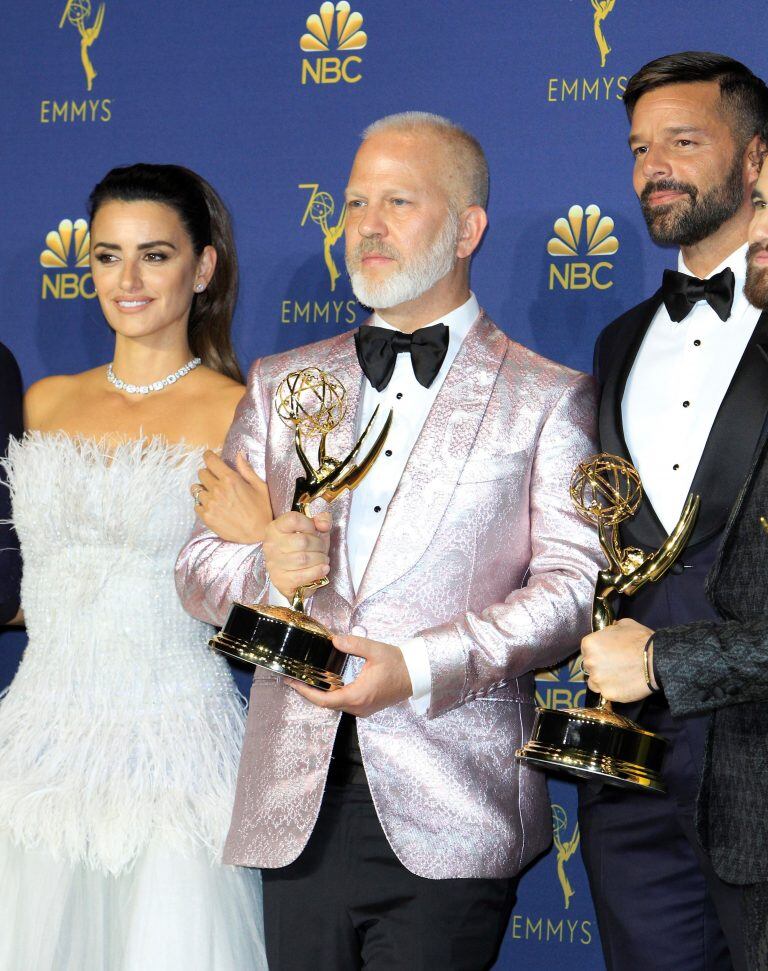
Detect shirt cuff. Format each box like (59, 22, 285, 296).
(268, 582, 291, 608)
(400, 636, 432, 715)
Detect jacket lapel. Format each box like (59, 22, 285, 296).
(600, 298, 768, 551)
(354, 314, 507, 606)
(315, 334, 364, 608)
(598, 291, 669, 549)
(685, 309, 768, 546)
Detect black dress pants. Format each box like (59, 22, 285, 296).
(262, 782, 516, 971)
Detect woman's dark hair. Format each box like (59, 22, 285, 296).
(624, 52, 768, 150)
(88, 163, 243, 382)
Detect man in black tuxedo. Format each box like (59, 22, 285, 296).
(577, 52, 768, 971)
(583, 158, 768, 971)
(0, 342, 22, 625)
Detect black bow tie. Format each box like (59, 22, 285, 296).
(661, 267, 735, 323)
(354, 323, 450, 391)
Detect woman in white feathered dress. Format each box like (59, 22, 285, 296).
(0, 163, 270, 971)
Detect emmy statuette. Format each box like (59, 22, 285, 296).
(516, 454, 700, 793)
(210, 367, 392, 690)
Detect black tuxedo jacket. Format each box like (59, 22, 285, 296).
(595, 289, 768, 556)
(595, 293, 768, 884)
(653, 434, 768, 886)
(0, 342, 22, 624)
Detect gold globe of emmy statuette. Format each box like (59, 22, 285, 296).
(64, 0, 91, 24)
(308, 192, 336, 229)
(517, 453, 700, 793)
(210, 367, 392, 690)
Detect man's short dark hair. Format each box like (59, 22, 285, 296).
(624, 51, 768, 147)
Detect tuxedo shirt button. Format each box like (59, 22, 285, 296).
(351, 624, 367, 637)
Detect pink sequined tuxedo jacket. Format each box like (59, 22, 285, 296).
(176, 312, 600, 879)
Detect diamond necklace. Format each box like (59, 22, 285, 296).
(107, 356, 202, 395)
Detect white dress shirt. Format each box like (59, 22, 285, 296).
(623, 243, 760, 534)
(269, 294, 479, 713)
(349, 293, 480, 713)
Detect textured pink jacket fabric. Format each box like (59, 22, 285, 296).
(175, 313, 601, 879)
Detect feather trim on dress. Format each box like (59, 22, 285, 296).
(0, 433, 247, 875)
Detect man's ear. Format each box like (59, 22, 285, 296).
(745, 133, 767, 187)
(456, 206, 488, 259)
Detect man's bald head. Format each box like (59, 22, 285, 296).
(361, 112, 489, 212)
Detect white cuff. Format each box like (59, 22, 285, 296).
(400, 636, 432, 715)
(268, 582, 292, 608)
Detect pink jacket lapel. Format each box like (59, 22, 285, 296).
(355, 314, 507, 605)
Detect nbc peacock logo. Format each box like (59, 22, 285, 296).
(300, 1, 367, 85)
(536, 655, 587, 711)
(39, 218, 96, 300)
(547, 204, 619, 291)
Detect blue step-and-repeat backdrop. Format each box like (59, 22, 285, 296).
(1, 3, 764, 968)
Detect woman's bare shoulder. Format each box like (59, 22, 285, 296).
(24, 368, 104, 429)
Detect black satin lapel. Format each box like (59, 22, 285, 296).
(597, 291, 668, 549)
(686, 310, 768, 547)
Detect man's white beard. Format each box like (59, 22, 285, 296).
(347, 209, 459, 310)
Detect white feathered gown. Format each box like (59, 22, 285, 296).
(0, 434, 267, 971)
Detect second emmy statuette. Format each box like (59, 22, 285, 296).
(210, 367, 392, 690)
(516, 453, 700, 793)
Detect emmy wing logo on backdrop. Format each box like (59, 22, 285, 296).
(40, 1, 112, 124)
(300, 1, 367, 85)
(40, 219, 96, 300)
(507, 790, 594, 946)
(547, 204, 618, 291)
(280, 184, 359, 326)
(60, 0, 105, 91)
(300, 184, 347, 291)
(551, 805, 580, 910)
(546, 0, 627, 103)
(591, 0, 616, 68)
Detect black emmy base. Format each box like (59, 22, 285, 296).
(210, 602, 347, 691)
(517, 704, 668, 793)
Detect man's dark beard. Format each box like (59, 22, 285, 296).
(744, 242, 768, 308)
(639, 152, 745, 246)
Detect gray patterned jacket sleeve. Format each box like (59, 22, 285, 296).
(654, 431, 768, 718)
(653, 619, 768, 716)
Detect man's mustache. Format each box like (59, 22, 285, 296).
(640, 179, 698, 206)
(350, 239, 401, 262)
(747, 240, 768, 261)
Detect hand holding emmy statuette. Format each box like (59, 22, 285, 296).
(210, 367, 392, 690)
(516, 454, 700, 793)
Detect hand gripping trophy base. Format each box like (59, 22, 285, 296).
(516, 454, 700, 794)
(210, 367, 392, 691)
